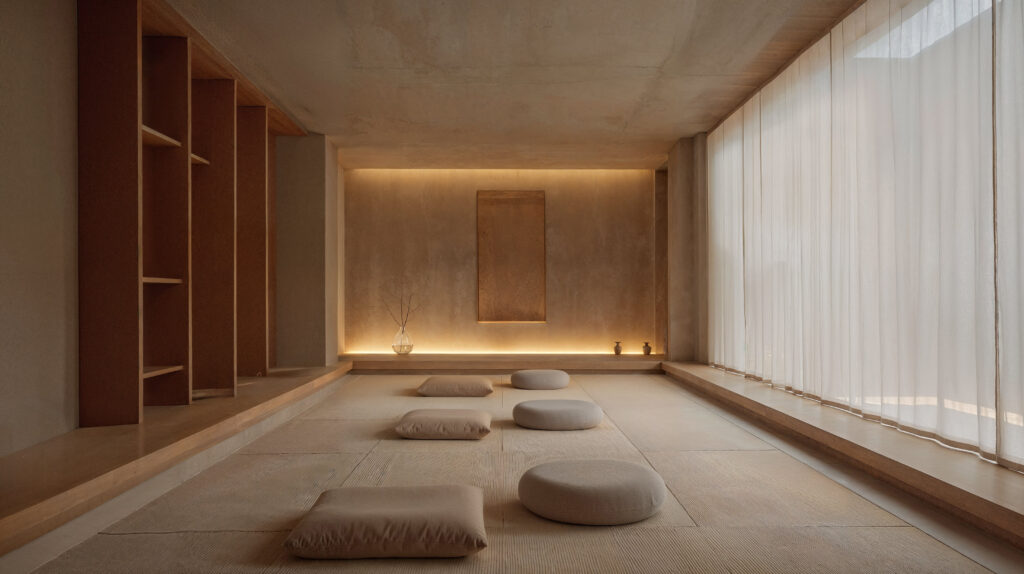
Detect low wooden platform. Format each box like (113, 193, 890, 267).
(343, 353, 665, 373)
(0, 363, 351, 556)
(663, 361, 1024, 550)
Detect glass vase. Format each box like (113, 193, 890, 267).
(392, 326, 413, 355)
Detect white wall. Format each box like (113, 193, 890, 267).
(0, 0, 78, 456)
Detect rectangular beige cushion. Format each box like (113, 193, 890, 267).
(417, 375, 493, 396)
(395, 409, 492, 440)
(285, 485, 488, 559)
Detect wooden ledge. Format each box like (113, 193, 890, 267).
(342, 353, 665, 373)
(0, 362, 351, 556)
(662, 361, 1024, 550)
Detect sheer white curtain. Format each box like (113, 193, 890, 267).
(997, 0, 1024, 469)
(706, 0, 1021, 467)
(727, 37, 830, 395)
(742, 94, 763, 379)
(887, 0, 996, 453)
(707, 112, 745, 372)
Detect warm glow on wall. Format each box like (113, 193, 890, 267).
(344, 168, 660, 357)
(344, 348, 654, 356)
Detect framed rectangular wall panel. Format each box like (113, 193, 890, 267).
(477, 190, 546, 322)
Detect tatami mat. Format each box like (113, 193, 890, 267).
(36, 532, 286, 574)
(105, 453, 364, 533)
(648, 450, 906, 527)
(699, 526, 988, 573)
(36, 373, 999, 573)
(240, 419, 385, 454)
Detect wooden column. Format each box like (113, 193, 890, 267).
(78, 0, 143, 426)
(191, 79, 237, 397)
(237, 106, 269, 376)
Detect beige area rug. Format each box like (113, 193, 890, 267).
(36, 374, 991, 573)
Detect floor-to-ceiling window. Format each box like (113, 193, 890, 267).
(707, 0, 1023, 471)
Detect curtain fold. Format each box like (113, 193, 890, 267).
(706, 0, 1021, 468)
(997, 0, 1024, 469)
(707, 111, 745, 372)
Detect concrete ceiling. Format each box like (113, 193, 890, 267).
(168, 0, 856, 168)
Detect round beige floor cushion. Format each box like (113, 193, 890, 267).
(513, 400, 603, 430)
(518, 459, 666, 525)
(511, 369, 569, 390)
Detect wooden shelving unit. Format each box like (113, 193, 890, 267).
(78, 0, 304, 426)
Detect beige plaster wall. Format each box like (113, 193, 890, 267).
(344, 169, 656, 354)
(0, 0, 78, 456)
(666, 136, 708, 362)
(324, 141, 339, 364)
(337, 163, 345, 355)
(274, 134, 339, 366)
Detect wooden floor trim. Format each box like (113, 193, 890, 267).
(662, 361, 1024, 550)
(0, 362, 351, 556)
(343, 353, 664, 373)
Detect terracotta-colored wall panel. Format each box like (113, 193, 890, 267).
(477, 190, 546, 322)
(345, 169, 655, 354)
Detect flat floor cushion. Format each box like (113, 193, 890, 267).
(518, 459, 666, 525)
(285, 485, 488, 559)
(511, 369, 569, 390)
(395, 409, 492, 440)
(513, 399, 603, 430)
(418, 375, 494, 397)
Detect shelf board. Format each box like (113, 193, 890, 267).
(189, 153, 210, 166)
(142, 365, 184, 379)
(142, 276, 183, 285)
(141, 125, 182, 148)
(191, 388, 234, 400)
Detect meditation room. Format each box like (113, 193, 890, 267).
(3, 0, 1024, 571)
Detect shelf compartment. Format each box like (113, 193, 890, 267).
(237, 106, 270, 377)
(141, 124, 182, 148)
(142, 276, 183, 284)
(191, 79, 237, 397)
(190, 153, 210, 165)
(142, 365, 184, 379)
